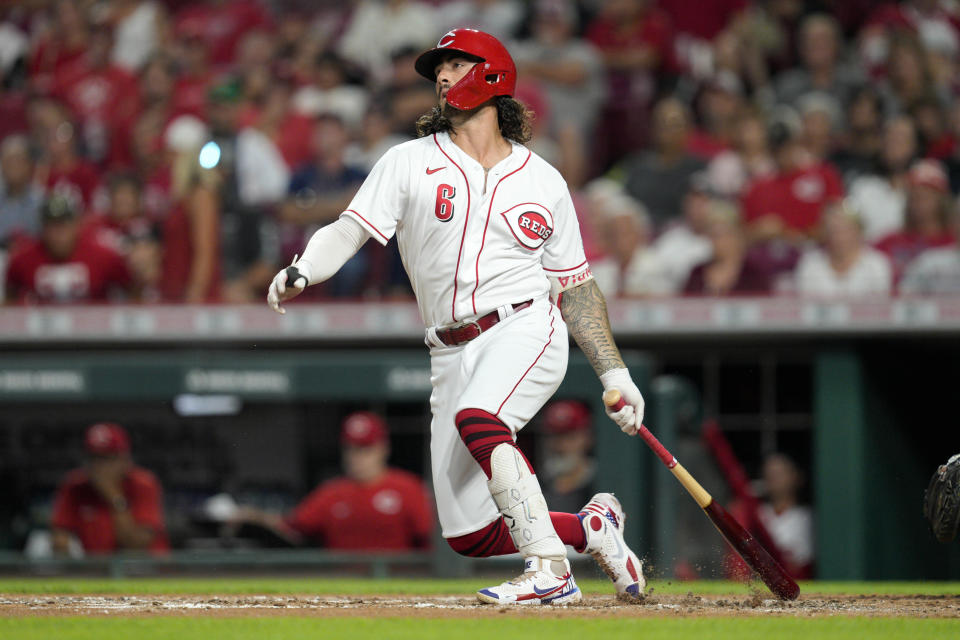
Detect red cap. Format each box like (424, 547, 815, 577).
(340, 412, 388, 447)
(908, 159, 949, 193)
(84, 422, 130, 456)
(543, 401, 591, 435)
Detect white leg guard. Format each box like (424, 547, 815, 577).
(487, 443, 566, 561)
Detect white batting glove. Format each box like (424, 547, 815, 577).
(599, 368, 645, 436)
(266, 255, 310, 314)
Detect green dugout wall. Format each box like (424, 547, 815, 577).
(0, 349, 653, 556)
(814, 343, 960, 579)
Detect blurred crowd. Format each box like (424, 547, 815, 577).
(4, 0, 960, 304)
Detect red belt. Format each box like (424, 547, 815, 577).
(436, 300, 534, 346)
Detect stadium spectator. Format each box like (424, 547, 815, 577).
(158, 115, 220, 302)
(81, 171, 162, 297)
(539, 400, 597, 515)
(0, 135, 44, 248)
(650, 173, 716, 294)
(5, 194, 134, 304)
(741, 114, 844, 245)
(434, 0, 524, 40)
(337, 0, 436, 88)
(684, 201, 772, 296)
(880, 33, 942, 116)
(232, 412, 434, 551)
(688, 70, 746, 160)
(830, 86, 885, 183)
(794, 200, 893, 297)
(658, 0, 746, 78)
(108, 0, 167, 73)
(900, 216, 960, 295)
(290, 52, 369, 131)
(589, 188, 669, 297)
(50, 422, 168, 555)
(169, 28, 216, 119)
(875, 158, 956, 282)
(613, 96, 706, 230)
(846, 115, 919, 241)
(28, 0, 91, 95)
(512, 0, 604, 188)
(172, 0, 273, 70)
(201, 83, 281, 304)
(36, 103, 102, 211)
(280, 114, 368, 297)
(705, 109, 776, 199)
(725, 453, 814, 581)
(773, 14, 862, 109)
(798, 92, 843, 165)
(344, 104, 413, 172)
(51, 20, 141, 168)
(587, 0, 675, 167)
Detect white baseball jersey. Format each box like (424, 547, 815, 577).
(340, 131, 590, 328)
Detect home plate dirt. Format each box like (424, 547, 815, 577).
(1, 593, 958, 618)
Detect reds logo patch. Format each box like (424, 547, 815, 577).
(500, 203, 554, 250)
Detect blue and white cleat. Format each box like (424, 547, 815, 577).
(579, 493, 645, 601)
(476, 556, 582, 605)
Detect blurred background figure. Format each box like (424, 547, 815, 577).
(650, 173, 717, 294)
(725, 452, 814, 581)
(874, 159, 956, 283)
(49, 422, 168, 555)
(794, 200, 893, 297)
(0, 134, 44, 250)
(588, 185, 669, 297)
(613, 96, 706, 230)
(900, 213, 960, 295)
(228, 412, 433, 551)
(5, 194, 134, 304)
(684, 202, 771, 296)
(538, 400, 596, 514)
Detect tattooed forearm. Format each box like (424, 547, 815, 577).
(558, 279, 625, 376)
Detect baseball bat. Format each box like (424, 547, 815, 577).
(604, 389, 800, 601)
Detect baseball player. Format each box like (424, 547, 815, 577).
(268, 28, 645, 605)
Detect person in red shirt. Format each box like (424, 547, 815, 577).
(50, 422, 168, 555)
(742, 119, 844, 245)
(875, 158, 956, 282)
(5, 195, 134, 304)
(38, 107, 103, 210)
(51, 23, 141, 168)
(236, 412, 434, 551)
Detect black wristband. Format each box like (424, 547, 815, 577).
(285, 265, 308, 288)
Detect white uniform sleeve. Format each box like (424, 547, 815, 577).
(339, 146, 408, 246)
(542, 187, 590, 278)
(296, 217, 371, 285)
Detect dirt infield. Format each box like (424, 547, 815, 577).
(1, 592, 958, 618)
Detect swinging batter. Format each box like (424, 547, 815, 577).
(268, 28, 646, 605)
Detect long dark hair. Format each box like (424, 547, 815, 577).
(415, 96, 534, 144)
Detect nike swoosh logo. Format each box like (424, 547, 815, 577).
(532, 583, 567, 597)
(426, 167, 445, 175)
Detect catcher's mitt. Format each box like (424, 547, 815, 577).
(923, 453, 960, 543)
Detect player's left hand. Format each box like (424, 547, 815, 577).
(599, 368, 644, 436)
(267, 256, 309, 314)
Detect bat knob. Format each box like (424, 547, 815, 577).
(603, 389, 626, 412)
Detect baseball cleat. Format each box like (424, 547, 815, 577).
(579, 492, 645, 600)
(476, 556, 582, 605)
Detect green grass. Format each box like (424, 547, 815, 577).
(0, 577, 957, 596)
(1, 617, 957, 640)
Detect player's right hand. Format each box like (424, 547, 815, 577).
(267, 258, 309, 314)
(599, 368, 645, 436)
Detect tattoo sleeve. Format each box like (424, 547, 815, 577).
(558, 279, 626, 376)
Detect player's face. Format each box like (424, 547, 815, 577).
(343, 442, 388, 483)
(434, 56, 478, 106)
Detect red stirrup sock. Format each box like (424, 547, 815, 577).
(455, 408, 533, 478)
(446, 513, 587, 557)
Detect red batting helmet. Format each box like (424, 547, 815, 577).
(414, 28, 517, 111)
